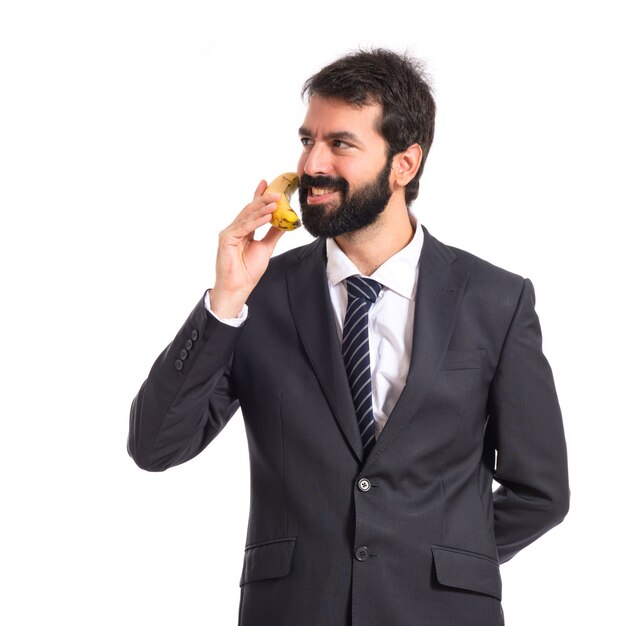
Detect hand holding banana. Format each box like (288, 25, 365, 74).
(210, 174, 300, 319)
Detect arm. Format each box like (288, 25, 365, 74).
(128, 294, 243, 471)
(128, 181, 285, 471)
(487, 278, 570, 563)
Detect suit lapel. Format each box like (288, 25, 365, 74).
(365, 227, 469, 467)
(285, 228, 469, 467)
(286, 240, 364, 463)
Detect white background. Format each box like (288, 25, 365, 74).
(1, 1, 624, 624)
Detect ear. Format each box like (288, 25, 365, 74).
(391, 143, 423, 188)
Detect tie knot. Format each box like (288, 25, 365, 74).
(346, 276, 382, 304)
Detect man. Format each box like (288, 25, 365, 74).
(128, 48, 569, 625)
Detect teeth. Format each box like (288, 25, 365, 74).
(311, 187, 335, 196)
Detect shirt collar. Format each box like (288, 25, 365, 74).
(325, 205, 424, 301)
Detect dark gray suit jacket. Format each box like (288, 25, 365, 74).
(128, 227, 569, 626)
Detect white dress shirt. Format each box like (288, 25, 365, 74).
(325, 213, 423, 439)
(205, 209, 424, 440)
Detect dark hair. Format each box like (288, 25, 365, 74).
(301, 48, 436, 205)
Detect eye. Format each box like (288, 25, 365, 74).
(332, 139, 353, 149)
(300, 137, 313, 147)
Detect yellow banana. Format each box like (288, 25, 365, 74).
(263, 172, 301, 231)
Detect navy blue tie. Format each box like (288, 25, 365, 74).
(342, 276, 382, 457)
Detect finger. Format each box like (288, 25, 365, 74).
(253, 179, 268, 200)
(240, 199, 279, 225)
(224, 203, 277, 240)
(228, 192, 280, 230)
(244, 191, 282, 216)
(244, 213, 274, 240)
(260, 222, 286, 251)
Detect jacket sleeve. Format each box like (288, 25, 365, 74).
(487, 278, 570, 563)
(128, 290, 243, 471)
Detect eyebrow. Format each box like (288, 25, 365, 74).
(298, 127, 362, 145)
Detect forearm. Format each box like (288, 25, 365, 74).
(488, 279, 569, 563)
(128, 291, 243, 471)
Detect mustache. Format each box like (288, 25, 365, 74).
(299, 174, 349, 194)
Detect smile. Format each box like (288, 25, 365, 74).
(311, 187, 337, 196)
(307, 188, 340, 204)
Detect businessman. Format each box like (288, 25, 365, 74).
(128, 48, 569, 625)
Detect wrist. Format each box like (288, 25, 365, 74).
(209, 288, 248, 319)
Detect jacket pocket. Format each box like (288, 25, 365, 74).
(431, 545, 502, 600)
(239, 537, 297, 586)
(441, 349, 485, 370)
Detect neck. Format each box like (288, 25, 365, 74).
(333, 196, 415, 276)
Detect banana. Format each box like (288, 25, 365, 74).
(263, 172, 301, 231)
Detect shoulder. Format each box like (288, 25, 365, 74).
(422, 226, 528, 308)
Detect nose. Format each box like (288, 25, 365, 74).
(302, 143, 333, 177)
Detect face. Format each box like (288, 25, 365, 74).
(297, 96, 393, 238)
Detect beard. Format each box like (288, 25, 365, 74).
(298, 156, 393, 238)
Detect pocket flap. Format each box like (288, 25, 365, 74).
(431, 545, 502, 599)
(240, 537, 296, 586)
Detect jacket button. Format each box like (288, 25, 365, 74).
(180, 349, 188, 360)
(358, 478, 371, 492)
(175, 359, 183, 371)
(191, 329, 199, 341)
(355, 546, 369, 562)
(185, 339, 193, 350)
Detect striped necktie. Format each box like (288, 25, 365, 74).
(342, 276, 382, 457)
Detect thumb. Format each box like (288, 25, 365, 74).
(260, 223, 286, 252)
